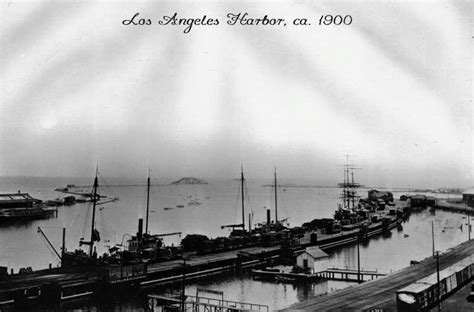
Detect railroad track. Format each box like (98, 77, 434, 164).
(281, 240, 474, 311)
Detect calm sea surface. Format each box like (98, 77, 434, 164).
(0, 176, 466, 310)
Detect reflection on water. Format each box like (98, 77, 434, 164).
(0, 177, 467, 310)
(0, 177, 347, 271)
(185, 274, 356, 311)
(329, 209, 468, 273)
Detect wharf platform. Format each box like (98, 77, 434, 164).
(435, 199, 474, 214)
(0, 245, 281, 308)
(0, 215, 402, 308)
(280, 239, 474, 311)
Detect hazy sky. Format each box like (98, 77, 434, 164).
(0, 0, 472, 188)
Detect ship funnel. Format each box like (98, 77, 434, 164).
(137, 218, 143, 238)
(266, 208, 271, 224)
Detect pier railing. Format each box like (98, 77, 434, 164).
(316, 267, 387, 282)
(148, 293, 269, 312)
(326, 265, 380, 273)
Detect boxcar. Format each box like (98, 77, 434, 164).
(396, 256, 474, 311)
(397, 282, 432, 312)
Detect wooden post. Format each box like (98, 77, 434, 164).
(181, 258, 186, 312)
(467, 204, 471, 241)
(357, 239, 361, 283)
(61, 227, 66, 267)
(436, 251, 440, 312)
(248, 213, 252, 234)
(432, 221, 435, 256)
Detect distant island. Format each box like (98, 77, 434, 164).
(171, 177, 208, 185)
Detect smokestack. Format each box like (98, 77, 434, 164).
(267, 208, 271, 224)
(249, 213, 252, 234)
(138, 218, 143, 238)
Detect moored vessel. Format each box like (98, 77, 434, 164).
(0, 192, 56, 221)
(110, 173, 182, 264)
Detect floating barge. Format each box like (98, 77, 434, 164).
(0, 192, 57, 221)
(252, 268, 321, 282)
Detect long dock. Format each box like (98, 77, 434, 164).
(280, 238, 474, 311)
(436, 199, 474, 214)
(0, 215, 403, 309)
(0, 245, 282, 309)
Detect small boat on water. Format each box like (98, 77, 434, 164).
(252, 268, 320, 283)
(176, 204, 184, 208)
(188, 200, 202, 206)
(55, 184, 106, 201)
(164, 207, 173, 210)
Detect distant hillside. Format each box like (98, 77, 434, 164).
(171, 177, 208, 185)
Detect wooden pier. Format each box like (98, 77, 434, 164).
(148, 292, 269, 312)
(315, 267, 386, 283)
(435, 199, 474, 214)
(280, 239, 474, 311)
(0, 246, 281, 310)
(0, 215, 403, 310)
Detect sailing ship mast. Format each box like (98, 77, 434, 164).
(89, 172, 98, 256)
(79, 168, 100, 256)
(220, 166, 247, 232)
(241, 165, 245, 231)
(89, 173, 99, 256)
(274, 167, 278, 223)
(338, 156, 361, 210)
(145, 173, 151, 235)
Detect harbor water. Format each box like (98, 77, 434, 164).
(0, 176, 466, 310)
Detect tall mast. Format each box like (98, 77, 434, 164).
(339, 155, 361, 209)
(241, 165, 245, 231)
(346, 164, 350, 209)
(89, 168, 99, 256)
(339, 155, 360, 211)
(344, 165, 348, 209)
(274, 167, 278, 223)
(145, 173, 151, 235)
(351, 171, 355, 209)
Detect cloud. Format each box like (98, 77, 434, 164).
(0, 1, 471, 187)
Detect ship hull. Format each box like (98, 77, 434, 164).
(314, 216, 402, 251)
(0, 207, 57, 221)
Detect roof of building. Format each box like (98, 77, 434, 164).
(409, 195, 426, 200)
(0, 193, 39, 204)
(463, 188, 474, 195)
(297, 246, 329, 260)
(397, 282, 431, 294)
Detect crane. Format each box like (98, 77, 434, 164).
(37, 226, 66, 266)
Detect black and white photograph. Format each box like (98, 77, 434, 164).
(0, 0, 472, 311)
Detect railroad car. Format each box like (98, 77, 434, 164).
(396, 256, 474, 311)
(469, 282, 474, 301)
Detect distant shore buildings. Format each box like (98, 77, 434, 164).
(463, 189, 474, 208)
